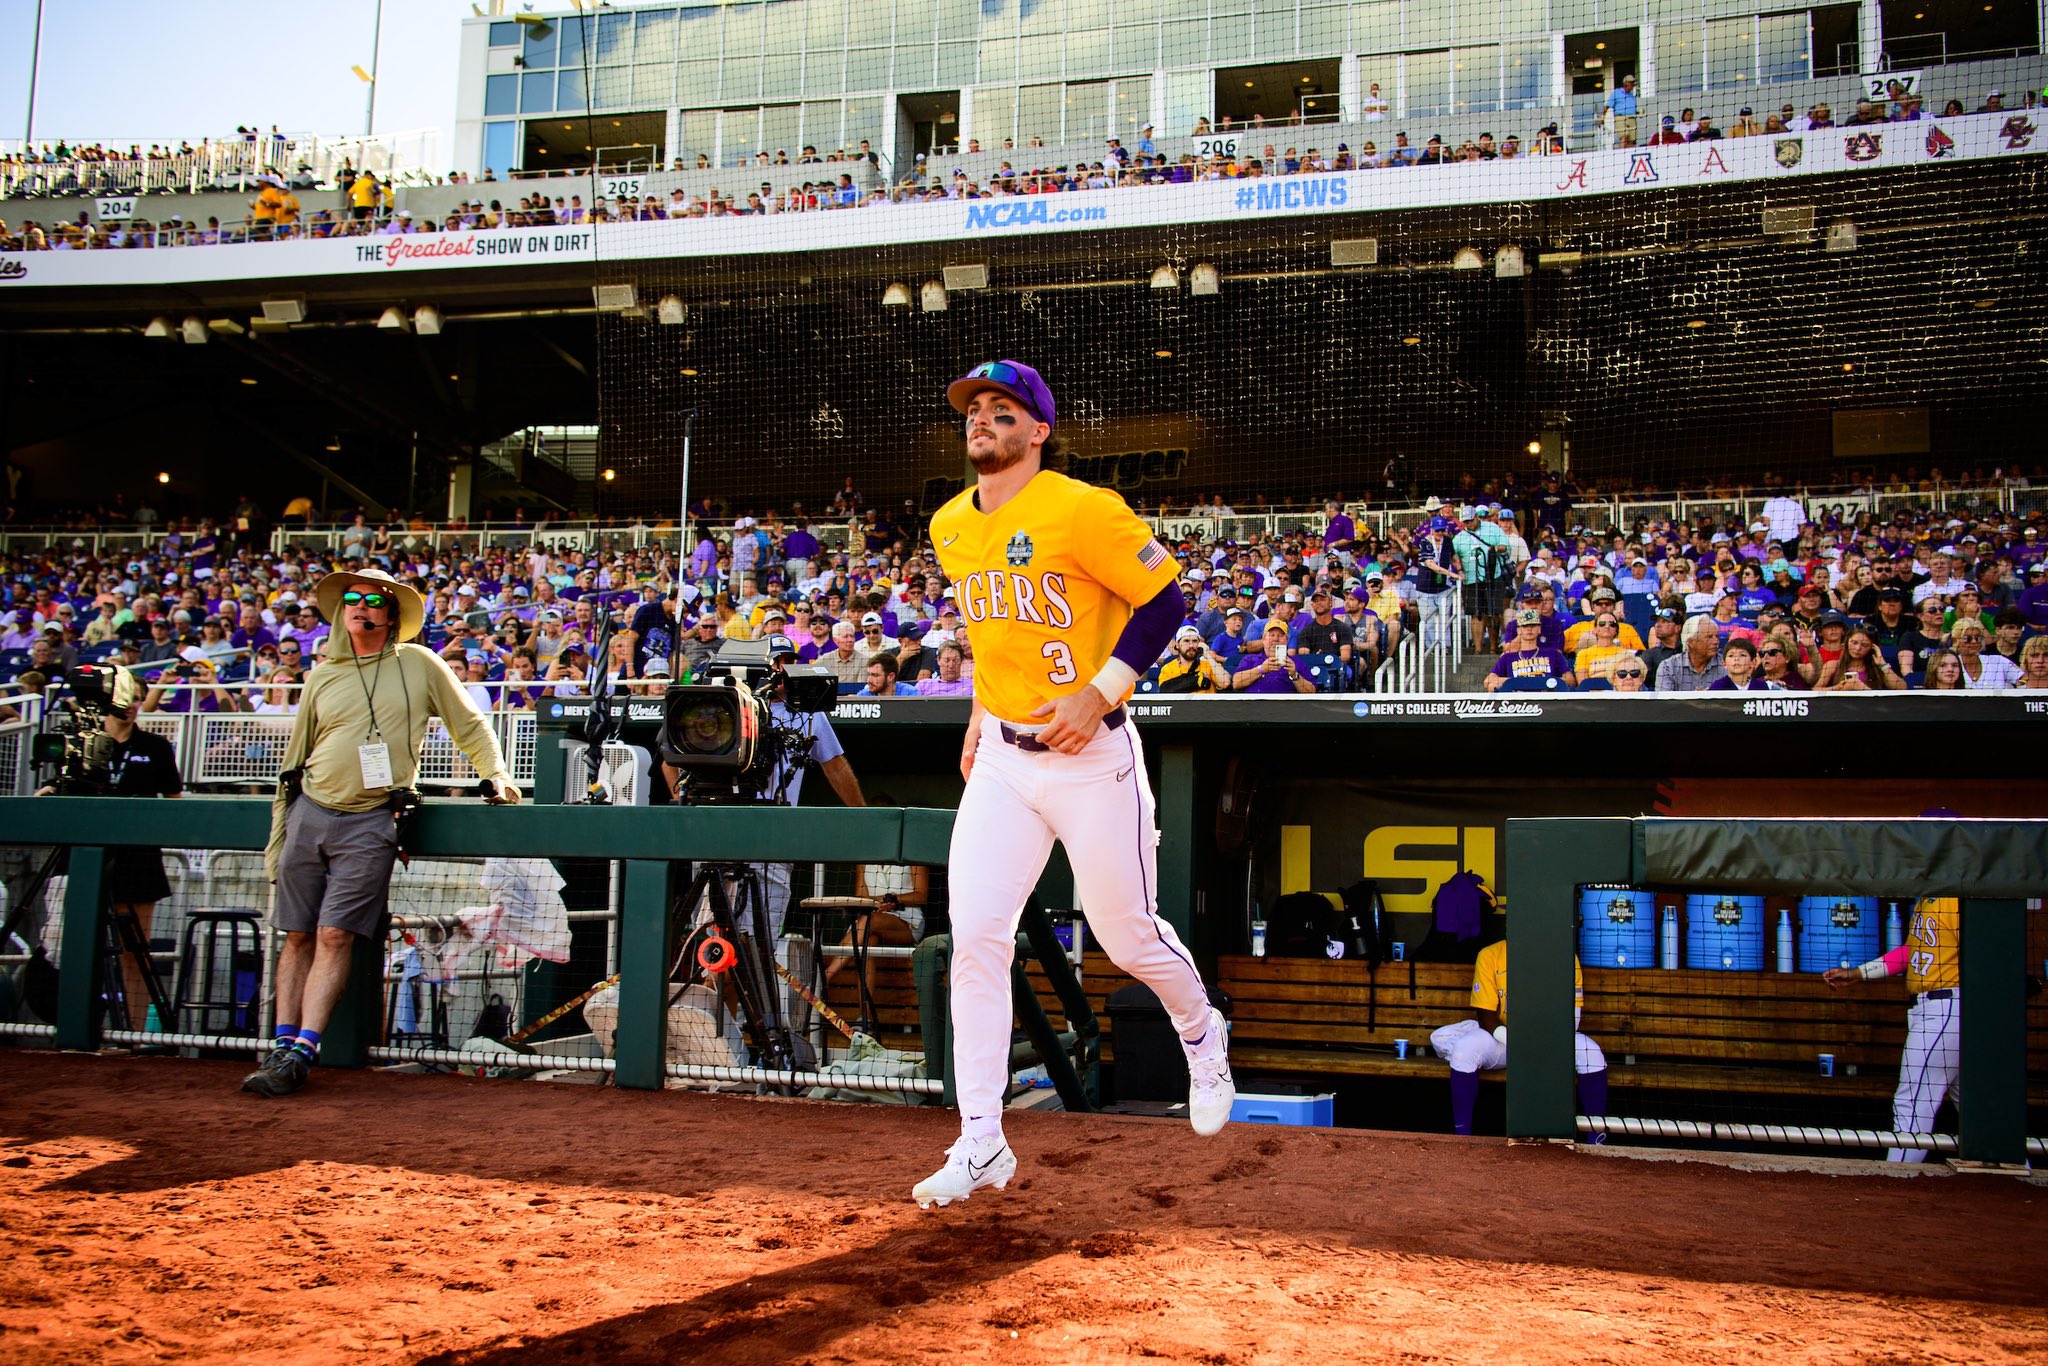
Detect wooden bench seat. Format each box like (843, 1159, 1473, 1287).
(1214, 954, 2048, 1104)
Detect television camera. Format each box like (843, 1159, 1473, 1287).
(659, 636, 838, 805)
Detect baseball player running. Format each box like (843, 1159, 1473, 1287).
(912, 359, 1232, 1209)
(1825, 896, 1960, 1162)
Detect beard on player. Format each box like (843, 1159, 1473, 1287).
(966, 423, 1068, 475)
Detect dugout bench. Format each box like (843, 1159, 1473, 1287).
(1209, 954, 2048, 1105)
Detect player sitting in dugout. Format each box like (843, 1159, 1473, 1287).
(1430, 939, 1610, 1142)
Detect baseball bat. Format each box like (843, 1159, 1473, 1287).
(768, 957, 860, 1040)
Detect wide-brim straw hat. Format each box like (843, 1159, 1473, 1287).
(314, 567, 424, 643)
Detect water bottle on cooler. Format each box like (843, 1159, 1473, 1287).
(1660, 904, 1679, 970)
(1884, 901, 1904, 952)
(1776, 908, 1795, 973)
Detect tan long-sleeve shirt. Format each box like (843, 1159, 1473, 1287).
(264, 640, 510, 879)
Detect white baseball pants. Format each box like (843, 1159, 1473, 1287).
(1430, 1017, 1608, 1074)
(947, 710, 1211, 1131)
(1888, 992, 1961, 1163)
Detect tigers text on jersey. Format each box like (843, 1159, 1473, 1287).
(929, 470, 1181, 725)
(1904, 897, 1960, 993)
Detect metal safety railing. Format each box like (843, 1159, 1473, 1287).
(1579, 1113, 2048, 1158)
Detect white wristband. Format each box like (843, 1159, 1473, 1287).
(1088, 659, 1139, 706)
(1857, 959, 1890, 981)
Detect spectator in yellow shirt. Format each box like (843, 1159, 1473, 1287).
(1573, 614, 1635, 682)
(348, 170, 379, 225)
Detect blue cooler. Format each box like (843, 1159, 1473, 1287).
(1684, 893, 1767, 971)
(1578, 886, 1658, 968)
(1796, 896, 1881, 973)
(1230, 1092, 1335, 1127)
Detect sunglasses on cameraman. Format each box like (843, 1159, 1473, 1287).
(341, 590, 393, 609)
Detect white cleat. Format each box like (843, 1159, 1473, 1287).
(1184, 1006, 1236, 1137)
(912, 1133, 1018, 1209)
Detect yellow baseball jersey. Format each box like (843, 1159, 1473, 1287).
(1470, 939, 1584, 1026)
(929, 470, 1180, 726)
(1904, 897, 1960, 993)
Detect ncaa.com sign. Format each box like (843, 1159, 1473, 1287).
(962, 201, 1110, 232)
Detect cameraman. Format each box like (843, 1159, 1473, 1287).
(243, 568, 520, 1100)
(35, 667, 181, 1030)
(660, 632, 865, 941)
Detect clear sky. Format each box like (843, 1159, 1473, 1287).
(0, 0, 486, 169)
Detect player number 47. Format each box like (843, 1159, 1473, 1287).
(1909, 950, 1935, 978)
(1042, 640, 1077, 685)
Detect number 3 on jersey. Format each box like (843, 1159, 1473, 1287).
(1042, 639, 1076, 684)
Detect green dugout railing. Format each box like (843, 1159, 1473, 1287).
(1506, 817, 2046, 1166)
(0, 796, 978, 1091)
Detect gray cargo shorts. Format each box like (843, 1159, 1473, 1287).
(274, 798, 399, 938)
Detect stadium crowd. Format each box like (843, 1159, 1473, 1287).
(8, 87, 2033, 252)
(3, 466, 2045, 737)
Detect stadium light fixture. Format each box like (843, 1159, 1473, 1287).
(679, 367, 699, 376)
(920, 280, 949, 312)
(208, 318, 245, 336)
(1686, 319, 1708, 328)
(413, 305, 443, 335)
(180, 317, 209, 345)
(143, 317, 172, 340)
(881, 281, 912, 307)
(593, 284, 638, 312)
(656, 295, 686, 325)
(1401, 335, 1422, 346)
(1154, 349, 1174, 358)
(1494, 244, 1526, 278)
(239, 377, 259, 386)
(1825, 220, 1858, 253)
(1451, 247, 1485, 271)
(261, 297, 308, 325)
(1149, 264, 1179, 289)
(1526, 440, 1542, 455)
(156, 472, 170, 484)
(376, 305, 410, 332)
(601, 468, 617, 482)
(1190, 262, 1221, 295)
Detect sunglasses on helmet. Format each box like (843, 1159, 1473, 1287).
(967, 360, 1026, 387)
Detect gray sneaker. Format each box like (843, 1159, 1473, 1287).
(240, 1048, 311, 1097)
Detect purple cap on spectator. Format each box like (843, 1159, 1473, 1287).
(947, 359, 1056, 429)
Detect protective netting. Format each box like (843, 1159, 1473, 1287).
(0, 842, 1076, 1105)
(485, 0, 2048, 518)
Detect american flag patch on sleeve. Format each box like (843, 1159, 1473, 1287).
(1138, 539, 1170, 572)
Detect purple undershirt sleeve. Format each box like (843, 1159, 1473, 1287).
(1112, 581, 1183, 677)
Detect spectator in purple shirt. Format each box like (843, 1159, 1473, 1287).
(1485, 609, 1575, 690)
(1322, 500, 1357, 556)
(2017, 562, 2048, 627)
(1231, 618, 1315, 693)
(230, 603, 277, 653)
(783, 522, 820, 581)
(914, 642, 975, 696)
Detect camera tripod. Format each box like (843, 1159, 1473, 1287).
(678, 860, 813, 1077)
(0, 844, 175, 1032)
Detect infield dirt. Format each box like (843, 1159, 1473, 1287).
(2, 1049, 2044, 1364)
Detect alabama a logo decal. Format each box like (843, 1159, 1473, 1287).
(1623, 152, 1659, 184)
(1004, 531, 1035, 567)
(1924, 125, 1955, 158)
(1844, 131, 1882, 162)
(1774, 138, 1804, 168)
(2001, 116, 2036, 149)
